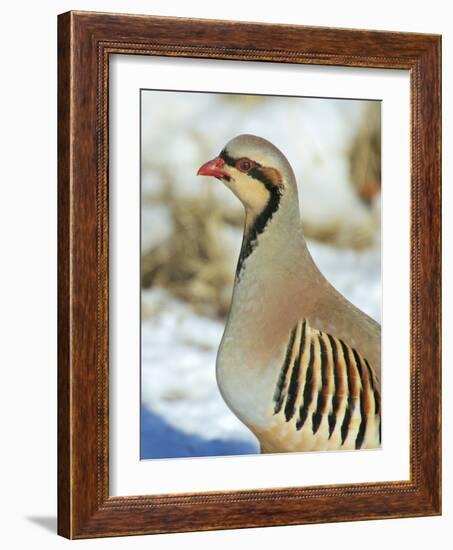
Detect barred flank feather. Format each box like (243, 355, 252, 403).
(273, 319, 381, 450)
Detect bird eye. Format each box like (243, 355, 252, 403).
(236, 158, 254, 173)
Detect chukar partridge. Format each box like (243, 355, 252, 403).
(197, 134, 381, 453)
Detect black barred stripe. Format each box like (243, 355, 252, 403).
(312, 335, 328, 434)
(339, 340, 354, 445)
(273, 326, 297, 414)
(271, 320, 380, 449)
(365, 358, 381, 416)
(352, 348, 371, 417)
(375, 389, 381, 417)
(355, 389, 368, 449)
(296, 339, 315, 431)
(341, 401, 353, 445)
(327, 334, 340, 438)
(284, 321, 307, 421)
(363, 356, 381, 443)
(351, 348, 363, 377)
(219, 149, 236, 167)
(364, 358, 375, 385)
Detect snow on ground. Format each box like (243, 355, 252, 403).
(141, 288, 260, 457)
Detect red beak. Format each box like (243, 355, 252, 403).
(197, 157, 229, 180)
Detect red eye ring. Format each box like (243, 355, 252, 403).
(236, 158, 255, 173)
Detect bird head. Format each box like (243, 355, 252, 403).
(197, 134, 298, 215)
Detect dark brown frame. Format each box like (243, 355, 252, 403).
(58, 10, 441, 539)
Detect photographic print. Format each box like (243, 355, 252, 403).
(140, 90, 381, 460)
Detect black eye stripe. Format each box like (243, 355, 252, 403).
(219, 149, 279, 192)
(219, 149, 236, 167)
(220, 149, 262, 170)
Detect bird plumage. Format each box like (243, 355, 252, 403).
(197, 134, 381, 453)
(267, 318, 380, 452)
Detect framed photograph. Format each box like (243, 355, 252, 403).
(58, 11, 441, 538)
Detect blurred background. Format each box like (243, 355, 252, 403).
(140, 90, 381, 460)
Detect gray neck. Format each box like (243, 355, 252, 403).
(228, 192, 322, 332)
(217, 192, 324, 428)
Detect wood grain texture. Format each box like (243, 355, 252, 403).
(57, 10, 442, 539)
(57, 11, 71, 537)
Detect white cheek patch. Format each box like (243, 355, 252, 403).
(229, 171, 271, 213)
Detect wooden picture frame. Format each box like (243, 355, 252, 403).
(58, 10, 441, 539)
